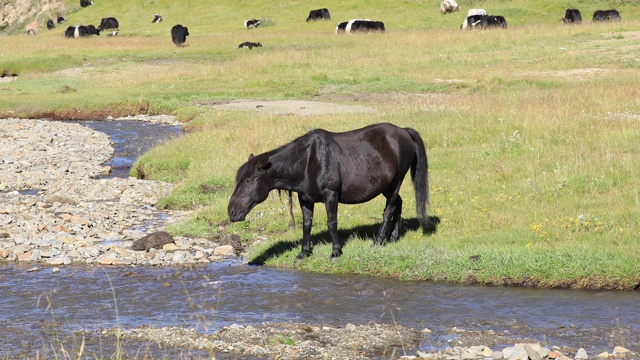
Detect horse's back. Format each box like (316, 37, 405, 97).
(322, 123, 416, 203)
(334, 123, 414, 161)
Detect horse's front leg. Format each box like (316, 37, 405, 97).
(324, 191, 342, 260)
(295, 198, 315, 264)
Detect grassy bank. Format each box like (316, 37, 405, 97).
(1, 0, 639, 289)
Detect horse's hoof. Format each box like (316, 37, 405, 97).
(294, 257, 303, 266)
(330, 256, 338, 264)
(294, 252, 310, 265)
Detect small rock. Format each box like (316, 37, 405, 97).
(524, 344, 542, 360)
(482, 347, 493, 357)
(575, 348, 588, 360)
(26, 266, 40, 272)
(162, 243, 178, 251)
(613, 346, 630, 355)
(548, 350, 562, 359)
(214, 244, 235, 256)
(503, 347, 515, 358)
(132, 231, 175, 251)
(17, 251, 32, 261)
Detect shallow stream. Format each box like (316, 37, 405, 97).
(1, 261, 638, 357)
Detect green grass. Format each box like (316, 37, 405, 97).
(2, 0, 640, 289)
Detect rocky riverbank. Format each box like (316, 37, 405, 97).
(0, 117, 235, 266)
(101, 322, 634, 360)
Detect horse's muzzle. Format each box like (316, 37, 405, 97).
(228, 210, 246, 222)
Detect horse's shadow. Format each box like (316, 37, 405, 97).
(248, 215, 440, 265)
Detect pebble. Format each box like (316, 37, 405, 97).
(0, 118, 236, 267)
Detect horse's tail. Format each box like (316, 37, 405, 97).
(405, 127, 430, 230)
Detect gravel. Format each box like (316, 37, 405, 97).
(0, 117, 234, 266)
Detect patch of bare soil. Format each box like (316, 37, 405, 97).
(201, 99, 375, 116)
(312, 88, 463, 110)
(602, 30, 640, 41)
(520, 67, 607, 79)
(200, 90, 466, 117)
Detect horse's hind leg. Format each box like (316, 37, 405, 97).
(374, 193, 402, 245)
(389, 195, 402, 242)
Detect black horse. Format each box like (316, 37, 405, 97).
(228, 123, 435, 262)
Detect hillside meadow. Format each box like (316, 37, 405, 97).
(1, 0, 639, 289)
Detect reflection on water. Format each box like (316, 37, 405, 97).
(0, 262, 638, 357)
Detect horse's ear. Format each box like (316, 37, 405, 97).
(255, 153, 271, 170)
(248, 154, 255, 161)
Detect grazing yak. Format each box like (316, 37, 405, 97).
(346, 19, 385, 33)
(463, 14, 485, 29)
(236, 41, 262, 49)
(27, 28, 36, 35)
(593, 9, 621, 21)
(563, 9, 582, 23)
(306, 8, 331, 22)
(335, 21, 349, 34)
(64, 25, 99, 38)
(47, 19, 56, 30)
(461, 8, 486, 29)
(98, 17, 119, 32)
(440, 0, 461, 14)
(80, 0, 93, 8)
(171, 24, 189, 46)
(83, 24, 100, 35)
(152, 14, 163, 23)
(57, 16, 67, 24)
(244, 19, 261, 29)
(64, 26, 76, 38)
(475, 15, 508, 29)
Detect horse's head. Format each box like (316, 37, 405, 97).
(228, 153, 272, 222)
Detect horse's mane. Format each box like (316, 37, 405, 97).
(234, 153, 269, 183)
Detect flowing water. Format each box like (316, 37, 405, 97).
(1, 120, 638, 358)
(69, 119, 182, 179)
(1, 262, 638, 357)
